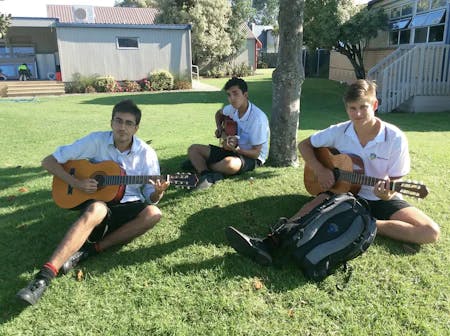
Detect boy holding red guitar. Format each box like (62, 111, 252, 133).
(186, 77, 270, 190)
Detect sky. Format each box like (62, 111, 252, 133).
(0, 0, 371, 18)
(0, 0, 116, 17)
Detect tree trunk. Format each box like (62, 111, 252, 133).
(269, 0, 305, 167)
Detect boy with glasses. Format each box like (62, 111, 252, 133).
(17, 99, 170, 305)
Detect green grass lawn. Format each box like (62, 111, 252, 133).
(0, 70, 449, 335)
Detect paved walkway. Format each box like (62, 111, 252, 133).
(191, 80, 220, 91)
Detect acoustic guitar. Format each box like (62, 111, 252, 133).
(303, 147, 428, 199)
(219, 116, 238, 147)
(52, 160, 198, 209)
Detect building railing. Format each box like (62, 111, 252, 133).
(367, 45, 413, 93)
(368, 45, 450, 113)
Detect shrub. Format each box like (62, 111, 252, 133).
(203, 62, 254, 78)
(66, 73, 98, 93)
(122, 80, 141, 92)
(138, 78, 152, 91)
(173, 79, 192, 90)
(94, 76, 117, 93)
(84, 85, 96, 93)
(148, 70, 174, 91)
(230, 62, 254, 77)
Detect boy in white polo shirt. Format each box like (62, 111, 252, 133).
(186, 77, 270, 190)
(226, 80, 439, 267)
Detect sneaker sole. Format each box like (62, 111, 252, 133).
(225, 226, 272, 266)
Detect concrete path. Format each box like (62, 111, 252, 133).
(191, 80, 220, 91)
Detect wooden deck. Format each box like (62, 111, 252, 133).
(0, 80, 65, 98)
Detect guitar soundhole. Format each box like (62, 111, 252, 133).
(94, 175, 105, 187)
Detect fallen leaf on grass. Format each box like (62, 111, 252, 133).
(76, 269, 84, 281)
(18, 187, 29, 193)
(288, 308, 295, 317)
(253, 278, 264, 290)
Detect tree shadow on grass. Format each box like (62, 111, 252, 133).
(72, 194, 313, 292)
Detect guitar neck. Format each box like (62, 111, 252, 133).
(337, 169, 392, 189)
(101, 175, 168, 186)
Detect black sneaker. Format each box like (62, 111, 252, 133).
(60, 249, 90, 275)
(225, 226, 272, 266)
(195, 172, 224, 190)
(16, 278, 49, 305)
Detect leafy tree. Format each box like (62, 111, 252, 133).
(228, 1, 256, 57)
(114, 0, 157, 7)
(252, 0, 279, 26)
(269, 0, 304, 166)
(156, 0, 253, 71)
(0, 12, 11, 38)
(304, 0, 388, 79)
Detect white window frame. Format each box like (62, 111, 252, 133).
(116, 37, 140, 50)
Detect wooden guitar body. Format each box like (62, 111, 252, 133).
(52, 160, 198, 209)
(303, 147, 428, 199)
(52, 160, 126, 209)
(304, 148, 363, 195)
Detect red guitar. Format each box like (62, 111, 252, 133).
(52, 160, 198, 209)
(219, 116, 238, 147)
(303, 147, 428, 199)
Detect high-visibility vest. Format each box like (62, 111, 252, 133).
(18, 64, 28, 71)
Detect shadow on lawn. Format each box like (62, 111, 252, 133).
(80, 91, 225, 107)
(65, 194, 418, 292)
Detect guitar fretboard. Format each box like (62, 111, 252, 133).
(338, 170, 393, 190)
(101, 175, 168, 186)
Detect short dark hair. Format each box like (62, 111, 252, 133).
(112, 99, 142, 125)
(343, 79, 377, 104)
(223, 77, 248, 93)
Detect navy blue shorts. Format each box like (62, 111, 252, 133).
(79, 201, 148, 243)
(207, 145, 261, 174)
(366, 196, 411, 220)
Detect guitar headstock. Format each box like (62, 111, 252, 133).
(393, 180, 429, 199)
(168, 173, 198, 190)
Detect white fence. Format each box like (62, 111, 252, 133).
(368, 45, 450, 113)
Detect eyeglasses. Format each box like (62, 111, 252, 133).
(112, 117, 137, 128)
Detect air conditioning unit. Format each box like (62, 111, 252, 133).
(72, 5, 95, 23)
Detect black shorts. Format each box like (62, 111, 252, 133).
(79, 201, 148, 243)
(206, 145, 262, 174)
(366, 196, 411, 220)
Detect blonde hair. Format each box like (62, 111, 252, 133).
(343, 79, 377, 104)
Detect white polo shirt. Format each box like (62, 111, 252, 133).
(222, 101, 270, 164)
(310, 120, 410, 200)
(52, 131, 160, 203)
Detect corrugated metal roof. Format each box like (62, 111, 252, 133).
(47, 5, 159, 25)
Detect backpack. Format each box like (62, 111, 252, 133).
(272, 193, 377, 281)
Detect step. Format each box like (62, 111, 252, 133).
(7, 86, 65, 92)
(7, 90, 65, 97)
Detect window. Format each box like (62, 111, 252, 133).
(428, 25, 445, 42)
(388, 2, 414, 46)
(414, 27, 428, 43)
(431, 0, 447, 9)
(418, 0, 447, 13)
(12, 46, 35, 57)
(417, 0, 429, 12)
(411, 9, 446, 43)
(390, 18, 411, 30)
(402, 4, 413, 17)
(410, 9, 446, 28)
(116, 37, 139, 49)
(390, 29, 411, 45)
(0, 45, 11, 58)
